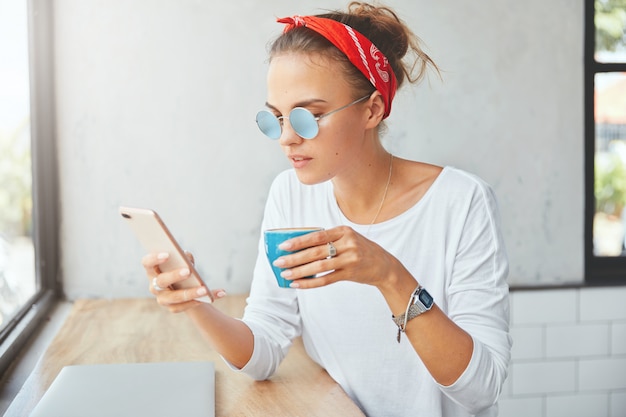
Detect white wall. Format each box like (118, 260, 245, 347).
(53, 0, 584, 299)
(501, 287, 626, 417)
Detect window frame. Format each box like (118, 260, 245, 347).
(584, 0, 626, 284)
(0, 0, 59, 374)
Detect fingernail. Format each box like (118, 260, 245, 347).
(278, 241, 292, 250)
(216, 290, 226, 298)
(289, 282, 300, 288)
(273, 258, 286, 267)
(280, 270, 292, 278)
(180, 268, 190, 277)
(196, 287, 207, 296)
(157, 252, 169, 260)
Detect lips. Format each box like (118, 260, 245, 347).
(289, 155, 312, 169)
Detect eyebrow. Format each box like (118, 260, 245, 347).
(265, 98, 329, 113)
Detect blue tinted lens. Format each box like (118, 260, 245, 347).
(290, 107, 318, 139)
(256, 110, 281, 140)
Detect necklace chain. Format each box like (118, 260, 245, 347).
(366, 153, 393, 234)
(333, 153, 394, 235)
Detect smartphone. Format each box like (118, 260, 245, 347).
(119, 206, 213, 303)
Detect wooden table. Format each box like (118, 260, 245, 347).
(6, 296, 364, 416)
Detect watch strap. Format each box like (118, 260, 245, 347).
(391, 286, 434, 342)
(392, 303, 423, 327)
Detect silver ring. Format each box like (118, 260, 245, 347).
(152, 277, 165, 292)
(327, 242, 337, 258)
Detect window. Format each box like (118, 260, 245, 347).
(585, 0, 626, 282)
(0, 1, 58, 374)
(0, 0, 37, 338)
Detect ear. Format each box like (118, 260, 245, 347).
(364, 91, 386, 129)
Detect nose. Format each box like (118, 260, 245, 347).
(278, 117, 303, 147)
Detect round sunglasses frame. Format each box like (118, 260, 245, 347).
(256, 94, 371, 140)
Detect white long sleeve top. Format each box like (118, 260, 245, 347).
(234, 167, 512, 417)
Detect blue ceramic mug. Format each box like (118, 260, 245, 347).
(264, 227, 323, 288)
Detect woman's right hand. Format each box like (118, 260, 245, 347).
(142, 252, 226, 313)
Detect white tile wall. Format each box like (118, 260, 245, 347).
(579, 288, 626, 321)
(545, 394, 609, 417)
(499, 397, 543, 417)
(546, 323, 610, 358)
(511, 289, 578, 325)
(510, 326, 544, 360)
(612, 323, 626, 355)
(500, 286, 626, 417)
(511, 361, 577, 395)
(579, 358, 626, 391)
(611, 392, 626, 417)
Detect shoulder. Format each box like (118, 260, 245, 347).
(438, 166, 495, 195)
(386, 160, 498, 222)
(435, 167, 503, 230)
(420, 166, 501, 220)
(396, 160, 496, 203)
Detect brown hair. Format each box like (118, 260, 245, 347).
(269, 2, 439, 98)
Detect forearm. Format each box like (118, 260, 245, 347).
(378, 260, 473, 386)
(185, 303, 254, 369)
(403, 305, 473, 386)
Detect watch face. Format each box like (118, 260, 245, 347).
(418, 289, 434, 308)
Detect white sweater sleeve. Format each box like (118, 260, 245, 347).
(437, 173, 511, 414)
(231, 172, 303, 380)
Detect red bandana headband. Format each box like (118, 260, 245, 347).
(277, 15, 397, 119)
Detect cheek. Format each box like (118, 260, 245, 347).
(336, 116, 366, 144)
(316, 116, 364, 171)
(325, 152, 341, 176)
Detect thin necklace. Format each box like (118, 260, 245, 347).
(334, 153, 394, 235)
(366, 153, 394, 235)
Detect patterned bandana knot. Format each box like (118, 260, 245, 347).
(277, 15, 397, 119)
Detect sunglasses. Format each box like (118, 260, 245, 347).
(255, 94, 371, 140)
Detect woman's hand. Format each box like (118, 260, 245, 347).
(142, 251, 226, 313)
(271, 225, 408, 291)
(142, 251, 253, 369)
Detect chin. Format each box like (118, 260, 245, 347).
(293, 170, 331, 186)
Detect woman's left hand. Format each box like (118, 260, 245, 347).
(271, 225, 401, 289)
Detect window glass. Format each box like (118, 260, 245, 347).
(595, 0, 626, 62)
(0, 1, 36, 333)
(591, 0, 626, 262)
(594, 72, 626, 255)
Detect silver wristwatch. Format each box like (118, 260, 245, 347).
(392, 286, 434, 328)
(410, 286, 434, 315)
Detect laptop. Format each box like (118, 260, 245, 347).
(29, 362, 215, 417)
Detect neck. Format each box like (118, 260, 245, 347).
(333, 149, 394, 225)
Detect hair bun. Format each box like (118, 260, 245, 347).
(328, 2, 439, 87)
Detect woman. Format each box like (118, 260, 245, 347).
(144, 3, 511, 416)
